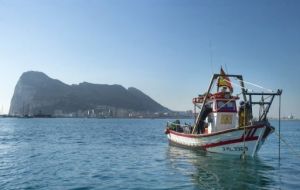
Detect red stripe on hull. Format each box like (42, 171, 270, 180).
(202, 136, 258, 149)
(168, 125, 264, 138)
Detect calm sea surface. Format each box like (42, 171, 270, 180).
(0, 118, 299, 190)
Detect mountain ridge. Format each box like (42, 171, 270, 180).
(9, 71, 170, 117)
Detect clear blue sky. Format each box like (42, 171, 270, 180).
(0, 0, 299, 117)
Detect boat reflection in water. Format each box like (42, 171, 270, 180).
(166, 146, 278, 189)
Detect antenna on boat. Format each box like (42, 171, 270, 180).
(224, 64, 228, 74)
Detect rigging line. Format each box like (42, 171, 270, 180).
(218, 74, 274, 92)
(221, 78, 276, 112)
(226, 77, 275, 95)
(274, 130, 300, 159)
(255, 94, 273, 103)
(225, 64, 228, 74)
(223, 79, 254, 92)
(279, 94, 281, 161)
(262, 95, 273, 100)
(237, 79, 274, 92)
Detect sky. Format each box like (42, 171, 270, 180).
(0, 0, 299, 117)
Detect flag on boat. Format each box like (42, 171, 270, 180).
(217, 67, 233, 92)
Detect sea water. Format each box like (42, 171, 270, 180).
(0, 118, 299, 189)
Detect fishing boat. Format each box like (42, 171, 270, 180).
(165, 68, 282, 157)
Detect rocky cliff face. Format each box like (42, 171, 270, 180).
(9, 71, 169, 116)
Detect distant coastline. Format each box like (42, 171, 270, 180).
(269, 118, 300, 121)
(0, 114, 193, 119)
(9, 71, 173, 117)
(1, 114, 299, 121)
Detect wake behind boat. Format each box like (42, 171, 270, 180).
(165, 68, 282, 157)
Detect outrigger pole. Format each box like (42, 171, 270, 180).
(245, 90, 282, 121)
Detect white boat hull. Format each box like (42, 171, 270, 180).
(166, 124, 273, 157)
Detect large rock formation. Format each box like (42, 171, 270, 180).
(9, 71, 169, 116)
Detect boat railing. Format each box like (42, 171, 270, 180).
(166, 121, 192, 127)
(167, 121, 193, 134)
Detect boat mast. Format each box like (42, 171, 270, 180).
(237, 76, 247, 103)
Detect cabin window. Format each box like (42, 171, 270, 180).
(216, 100, 236, 112)
(206, 102, 213, 108)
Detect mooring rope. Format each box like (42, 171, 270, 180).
(274, 130, 300, 159)
(279, 94, 281, 161)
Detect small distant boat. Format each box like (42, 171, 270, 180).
(165, 68, 282, 157)
(287, 114, 294, 120)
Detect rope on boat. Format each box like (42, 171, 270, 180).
(224, 78, 273, 92)
(224, 79, 254, 92)
(275, 93, 300, 159)
(279, 94, 281, 161)
(274, 130, 300, 159)
(237, 79, 274, 92)
(224, 78, 274, 93)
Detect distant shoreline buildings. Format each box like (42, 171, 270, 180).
(2, 106, 194, 119)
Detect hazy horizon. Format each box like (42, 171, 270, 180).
(1, 0, 299, 118)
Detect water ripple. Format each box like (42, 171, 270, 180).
(0, 119, 299, 189)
